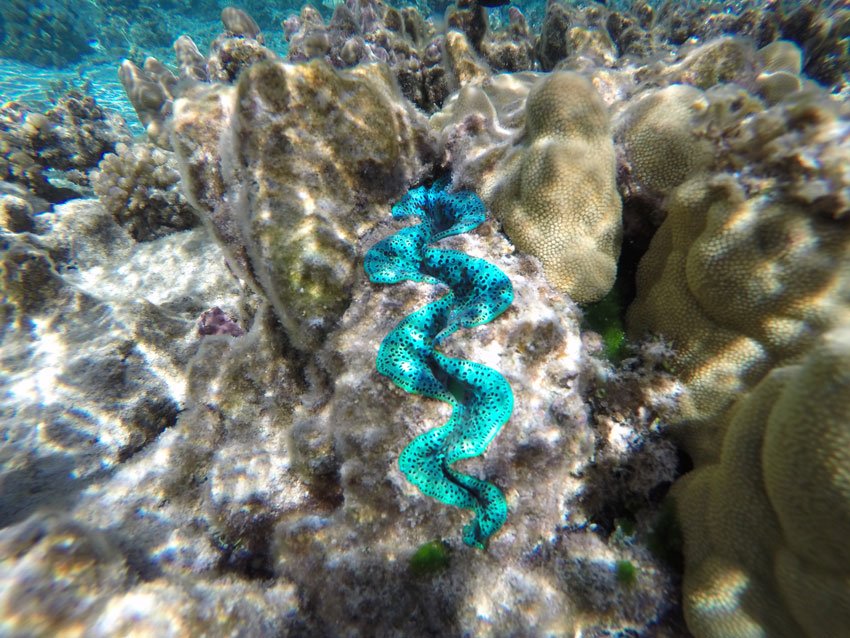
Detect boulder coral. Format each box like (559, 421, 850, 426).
(623, 37, 850, 638)
(628, 174, 850, 462)
(671, 326, 850, 638)
(433, 71, 622, 304)
(618, 84, 714, 198)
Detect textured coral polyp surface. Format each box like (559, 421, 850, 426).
(672, 327, 850, 638)
(481, 71, 622, 304)
(628, 175, 850, 463)
(623, 47, 850, 634)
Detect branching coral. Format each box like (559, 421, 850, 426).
(365, 178, 513, 548)
(90, 141, 198, 241)
(0, 91, 132, 203)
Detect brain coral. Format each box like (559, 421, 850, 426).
(480, 71, 622, 304)
(671, 325, 850, 638)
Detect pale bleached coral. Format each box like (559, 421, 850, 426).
(120, 7, 437, 350)
(118, 57, 177, 150)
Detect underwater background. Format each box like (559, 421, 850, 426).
(1, 0, 849, 636)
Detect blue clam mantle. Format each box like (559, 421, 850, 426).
(365, 178, 514, 548)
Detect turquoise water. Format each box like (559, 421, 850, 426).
(2, 0, 846, 132)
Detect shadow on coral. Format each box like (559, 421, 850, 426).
(0, 450, 108, 529)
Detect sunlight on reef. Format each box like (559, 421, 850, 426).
(1, 0, 848, 636)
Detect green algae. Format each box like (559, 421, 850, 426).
(409, 540, 451, 576)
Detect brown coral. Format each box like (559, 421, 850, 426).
(90, 141, 199, 241)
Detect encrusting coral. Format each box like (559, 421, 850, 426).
(365, 178, 513, 548)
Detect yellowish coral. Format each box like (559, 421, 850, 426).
(671, 326, 850, 638)
(665, 37, 756, 90)
(627, 175, 850, 462)
(480, 71, 622, 303)
(755, 40, 804, 105)
(623, 52, 850, 637)
(757, 39, 802, 75)
(619, 84, 714, 197)
(443, 29, 490, 87)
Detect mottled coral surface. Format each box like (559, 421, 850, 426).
(3, 2, 850, 638)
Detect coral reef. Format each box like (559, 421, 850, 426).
(365, 179, 513, 548)
(171, 58, 434, 349)
(432, 71, 622, 303)
(286, 216, 681, 635)
(0, 0, 97, 67)
(530, 1, 849, 93)
(619, 34, 850, 638)
(284, 0, 450, 112)
(9, 2, 850, 636)
(0, 91, 132, 203)
(672, 326, 850, 637)
(90, 141, 199, 241)
(0, 190, 683, 636)
(283, 0, 533, 112)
